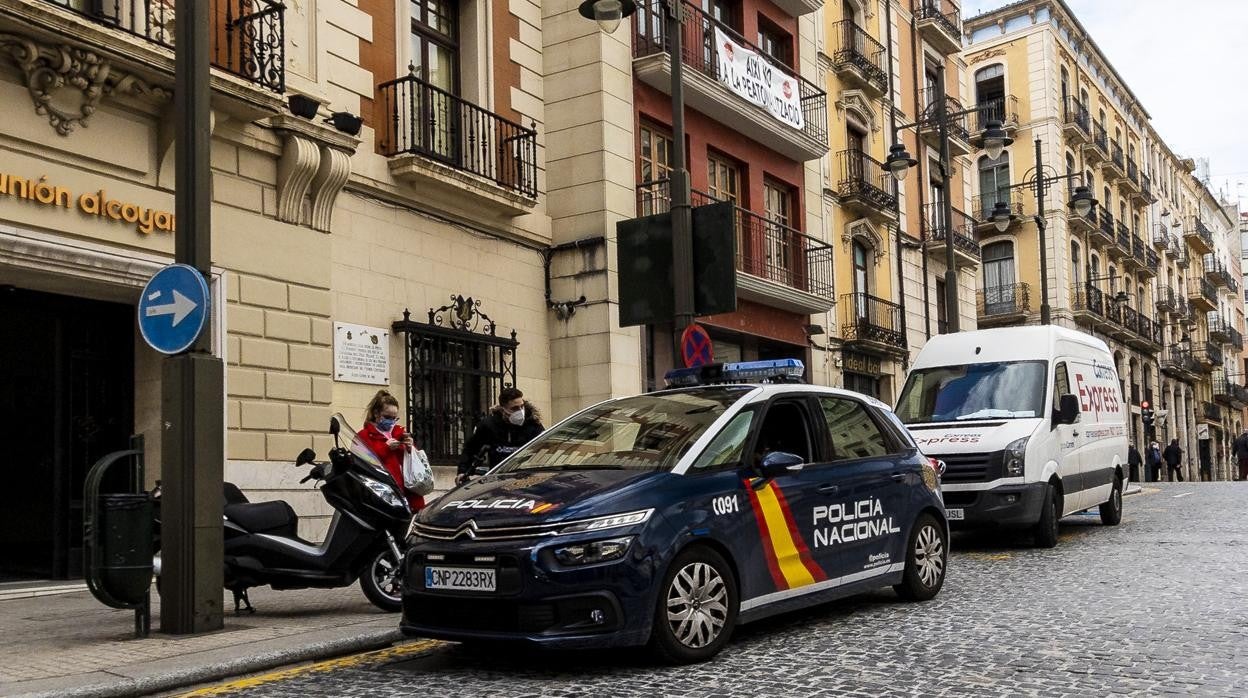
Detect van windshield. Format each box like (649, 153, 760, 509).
(895, 361, 1047, 424)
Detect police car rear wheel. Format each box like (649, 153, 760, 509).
(651, 547, 737, 664)
(1099, 473, 1123, 526)
(894, 514, 946, 601)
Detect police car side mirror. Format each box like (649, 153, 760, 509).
(759, 451, 804, 478)
(1055, 394, 1079, 426)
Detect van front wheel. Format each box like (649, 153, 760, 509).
(1033, 483, 1059, 548)
(1099, 474, 1123, 526)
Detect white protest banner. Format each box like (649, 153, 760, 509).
(713, 27, 805, 131)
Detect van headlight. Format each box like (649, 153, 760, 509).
(1004, 436, 1028, 477)
(552, 537, 633, 566)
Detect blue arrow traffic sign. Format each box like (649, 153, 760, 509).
(138, 263, 210, 355)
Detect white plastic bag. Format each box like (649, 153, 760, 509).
(402, 446, 435, 496)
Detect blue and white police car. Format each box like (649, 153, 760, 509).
(401, 360, 948, 663)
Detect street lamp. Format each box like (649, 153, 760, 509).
(578, 0, 636, 34)
(580, 0, 694, 366)
(990, 201, 1016, 233)
(885, 64, 1014, 334)
(992, 139, 1099, 325)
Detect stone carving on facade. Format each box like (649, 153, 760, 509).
(269, 114, 359, 232)
(842, 218, 886, 266)
(968, 47, 1008, 64)
(0, 33, 172, 136)
(835, 89, 878, 134)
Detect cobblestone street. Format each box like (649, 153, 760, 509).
(193, 483, 1248, 697)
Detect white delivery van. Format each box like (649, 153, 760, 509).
(894, 326, 1127, 548)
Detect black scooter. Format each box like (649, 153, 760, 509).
(154, 414, 413, 612)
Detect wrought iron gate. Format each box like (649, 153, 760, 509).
(392, 297, 518, 465)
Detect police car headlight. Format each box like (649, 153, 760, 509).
(365, 479, 405, 509)
(553, 537, 633, 566)
(1004, 436, 1029, 477)
(557, 509, 653, 535)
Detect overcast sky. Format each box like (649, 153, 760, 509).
(961, 0, 1248, 210)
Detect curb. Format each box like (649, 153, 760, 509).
(1124, 484, 1144, 496)
(4, 627, 403, 698)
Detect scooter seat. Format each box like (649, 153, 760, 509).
(225, 500, 298, 537)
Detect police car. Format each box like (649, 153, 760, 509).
(401, 359, 949, 663)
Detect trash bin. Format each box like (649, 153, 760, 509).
(98, 493, 154, 607)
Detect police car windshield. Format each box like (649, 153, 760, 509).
(500, 389, 748, 473)
(895, 361, 1047, 424)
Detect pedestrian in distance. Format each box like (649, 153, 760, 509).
(1127, 443, 1142, 483)
(358, 389, 426, 511)
(456, 387, 544, 486)
(1234, 430, 1248, 481)
(1146, 440, 1163, 482)
(1163, 438, 1184, 482)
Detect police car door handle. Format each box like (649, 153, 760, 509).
(890, 473, 906, 482)
(816, 483, 839, 495)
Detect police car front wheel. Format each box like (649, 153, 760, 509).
(651, 546, 738, 664)
(894, 513, 947, 601)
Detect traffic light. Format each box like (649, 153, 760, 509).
(1141, 401, 1154, 428)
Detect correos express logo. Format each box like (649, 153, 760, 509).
(1076, 361, 1120, 419)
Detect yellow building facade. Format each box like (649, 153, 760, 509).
(965, 0, 1243, 480)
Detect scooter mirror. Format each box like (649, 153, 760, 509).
(295, 448, 316, 467)
(329, 418, 340, 436)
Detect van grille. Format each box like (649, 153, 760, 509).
(937, 451, 1003, 484)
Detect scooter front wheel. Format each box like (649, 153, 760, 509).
(360, 547, 403, 612)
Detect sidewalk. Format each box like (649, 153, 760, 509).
(0, 583, 404, 698)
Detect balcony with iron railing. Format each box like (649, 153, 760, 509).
(35, 0, 286, 93)
(1207, 313, 1231, 344)
(1221, 268, 1239, 295)
(1092, 208, 1115, 247)
(1152, 225, 1172, 254)
(1200, 401, 1222, 424)
(1161, 347, 1200, 379)
(1197, 340, 1223, 370)
(977, 283, 1030, 326)
(1105, 140, 1126, 180)
(1212, 372, 1235, 407)
(830, 19, 888, 97)
(1155, 284, 1177, 314)
(1138, 172, 1156, 203)
(637, 181, 835, 313)
(1068, 197, 1099, 235)
(1071, 283, 1106, 326)
(914, 0, 962, 55)
(1229, 327, 1245, 351)
(1186, 217, 1215, 254)
(1062, 97, 1091, 143)
(1089, 122, 1110, 162)
(838, 149, 898, 221)
(632, 0, 829, 161)
(840, 292, 906, 354)
(1136, 311, 1163, 349)
(379, 71, 539, 206)
(971, 95, 1020, 143)
(1142, 247, 1159, 278)
(1189, 276, 1218, 311)
(918, 89, 972, 156)
(1122, 158, 1141, 196)
(975, 192, 1023, 231)
(1112, 223, 1133, 264)
(924, 203, 980, 267)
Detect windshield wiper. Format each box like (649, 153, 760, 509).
(954, 409, 1029, 420)
(522, 464, 628, 471)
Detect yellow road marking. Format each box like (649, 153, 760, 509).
(963, 552, 1013, 561)
(177, 639, 443, 696)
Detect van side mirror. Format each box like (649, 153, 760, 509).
(1055, 394, 1080, 425)
(295, 448, 316, 467)
(759, 451, 804, 478)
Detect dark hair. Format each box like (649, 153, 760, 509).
(499, 387, 524, 405)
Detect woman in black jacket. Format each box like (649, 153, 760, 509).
(456, 387, 544, 485)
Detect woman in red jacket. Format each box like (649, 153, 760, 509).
(357, 390, 425, 512)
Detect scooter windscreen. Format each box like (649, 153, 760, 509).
(331, 413, 391, 477)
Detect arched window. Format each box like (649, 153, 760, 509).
(1108, 265, 1117, 292)
(1132, 213, 1140, 235)
(1060, 66, 1070, 105)
(853, 240, 870, 295)
(983, 241, 1016, 313)
(979, 154, 1012, 213)
(975, 64, 1005, 125)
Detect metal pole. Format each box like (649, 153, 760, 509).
(1035, 138, 1052, 325)
(163, 0, 224, 634)
(666, 0, 695, 362)
(935, 63, 959, 333)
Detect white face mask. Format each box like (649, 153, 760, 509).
(507, 407, 526, 426)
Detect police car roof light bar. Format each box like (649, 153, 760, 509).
(663, 359, 805, 387)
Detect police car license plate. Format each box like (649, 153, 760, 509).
(946, 508, 965, 520)
(425, 566, 496, 592)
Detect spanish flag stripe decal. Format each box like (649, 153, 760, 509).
(743, 480, 788, 589)
(752, 482, 817, 589)
(769, 480, 828, 582)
